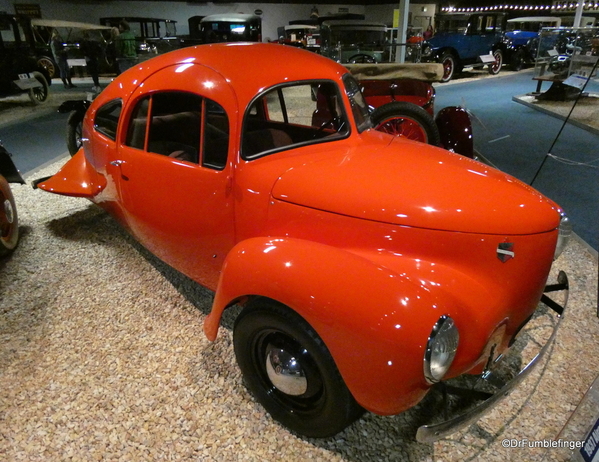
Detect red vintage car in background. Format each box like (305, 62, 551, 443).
(345, 62, 474, 157)
(37, 43, 570, 441)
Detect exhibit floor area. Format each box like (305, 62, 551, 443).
(0, 158, 597, 461)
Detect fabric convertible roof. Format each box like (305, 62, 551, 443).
(31, 19, 111, 30)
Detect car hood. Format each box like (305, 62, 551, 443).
(425, 33, 460, 48)
(271, 137, 561, 235)
(505, 31, 538, 42)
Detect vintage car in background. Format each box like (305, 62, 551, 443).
(345, 62, 474, 154)
(502, 16, 561, 71)
(30, 18, 112, 79)
(0, 143, 25, 256)
(276, 24, 319, 51)
(36, 43, 570, 441)
(320, 20, 388, 63)
(185, 14, 262, 45)
(0, 13, 50, 104)
(100, 16, 179, 57)
(421, 12, 506, 82)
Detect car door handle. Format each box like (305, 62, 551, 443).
(110, 160, 125, 167)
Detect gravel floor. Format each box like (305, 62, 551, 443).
(0, 159, 597, 461)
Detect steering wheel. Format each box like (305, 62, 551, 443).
(316, 116, 343, 134)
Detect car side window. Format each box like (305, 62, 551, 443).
(125, 91, 228, 169)
(472, 16, 482, 35)
(203, 99, 229, 170)
(94, 99, 122, 141)
(0, 17, 17, 44)
(242, 81, 349, 160)
(485, 16, 496, 33)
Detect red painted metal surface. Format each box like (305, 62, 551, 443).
(39, 43, 563, 417)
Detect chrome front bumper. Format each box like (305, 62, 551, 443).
(416, 270, 569, 443)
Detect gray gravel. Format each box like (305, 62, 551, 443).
(0, 154, 597, 461)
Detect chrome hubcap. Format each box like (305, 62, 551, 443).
(265, 344, 307, 396)
(3, 199, 14, 225)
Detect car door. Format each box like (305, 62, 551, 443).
(471, 15, 498, 57)
(113, 64, 237, 290)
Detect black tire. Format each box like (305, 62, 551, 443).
(509, 49, 525, 71)
(440, 52, 457, 82)
(0, 176, 19, 256)
(37, 56, 56, 79)
(28, 71, 49, 105)
(488, 49, 503, 75)
(348, 54, 377, 64)
(233, 299, 364, 437)
(66, 110, 85, 156)
(371, 101, 441, 146)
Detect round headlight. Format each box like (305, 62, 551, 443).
(554, 212, 572, 260)
(421, 44, 432, 57)
(423, 315, 459, 384)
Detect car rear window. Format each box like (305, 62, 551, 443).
(124, 91, 229, 169)
(94, 99, 122, 141)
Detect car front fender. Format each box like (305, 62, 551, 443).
(0, 147, 25, 184)
(435, 106, 474, 158)
(204, 236, 468, 415)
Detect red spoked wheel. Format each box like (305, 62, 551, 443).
(371, 101, 441, 146)
(488, 49, 503, 75)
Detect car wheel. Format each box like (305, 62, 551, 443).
(0, 176, 19, 256)
(440, 52, 457, 82)
(348, 54, 377, 64)
(371, 101, 441, 146)
(66, 110, 85, 156)
(509, 49, 525, 71)
(28, 71, 49, 105)
(488, 49, 503, 75)
(233, 299, 364, 437)
(37, 56, 56, 79)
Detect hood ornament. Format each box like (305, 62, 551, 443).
(497, 242, 515, 262)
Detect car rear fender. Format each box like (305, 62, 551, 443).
(36, 149, 105, 198)
(58, 99, 92, 114)
(204, 236, 462, 415)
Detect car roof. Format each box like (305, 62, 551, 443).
(201, 14, 260, 22)
(101, 43, 349, 109)
(507, 16, 560, 23)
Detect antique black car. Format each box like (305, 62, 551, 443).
(100, 16, 179, 56)
(0, 14, 50, 104)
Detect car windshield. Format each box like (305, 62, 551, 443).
(328, 26, 385, 46)
(200, 20, 260, 42)
(436, 16, 470, 34)
(242, 80, 350, 160)
(343, 74, 371, 133)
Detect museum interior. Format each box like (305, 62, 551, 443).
(0, 1, 597, 461)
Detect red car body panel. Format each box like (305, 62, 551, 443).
(359, 78, 435, 114)
(39, 43, 563, 418)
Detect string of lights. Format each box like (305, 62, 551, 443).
(441, 3, 599, 13)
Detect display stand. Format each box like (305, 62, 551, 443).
(546, 374, 599, 462)
(531, 27, 599, 101)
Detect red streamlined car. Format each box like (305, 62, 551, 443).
(37, 43, 570, 441)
